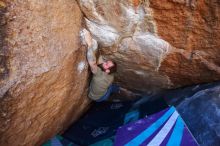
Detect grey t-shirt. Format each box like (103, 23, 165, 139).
(88, 67, 114, 100)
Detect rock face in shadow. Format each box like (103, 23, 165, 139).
(78, 0, 220, 92)
(176, 85, 220, 146)
(0, 1, 90, 146)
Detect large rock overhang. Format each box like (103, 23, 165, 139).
(78, 0, 220, 92)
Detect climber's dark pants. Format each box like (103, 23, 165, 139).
(96, 84, 120, 102)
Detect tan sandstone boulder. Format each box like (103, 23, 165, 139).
(0, 0, 90, 145)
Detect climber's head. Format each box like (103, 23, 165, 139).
(98, 60, 117, 74)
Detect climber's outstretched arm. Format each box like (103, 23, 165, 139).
(84, 30, 98, 73)
(87, 41, 98, 73)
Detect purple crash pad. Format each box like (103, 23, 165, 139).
(114, 106, 198, 146)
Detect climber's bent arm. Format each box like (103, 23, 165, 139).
(87, 40, 98, 73)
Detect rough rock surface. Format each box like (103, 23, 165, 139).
(78, 0, 220, 92)
(153, 0, 220, 87)
(0, 0, 90, 146)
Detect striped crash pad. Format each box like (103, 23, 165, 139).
(114, 106, 199, 146)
